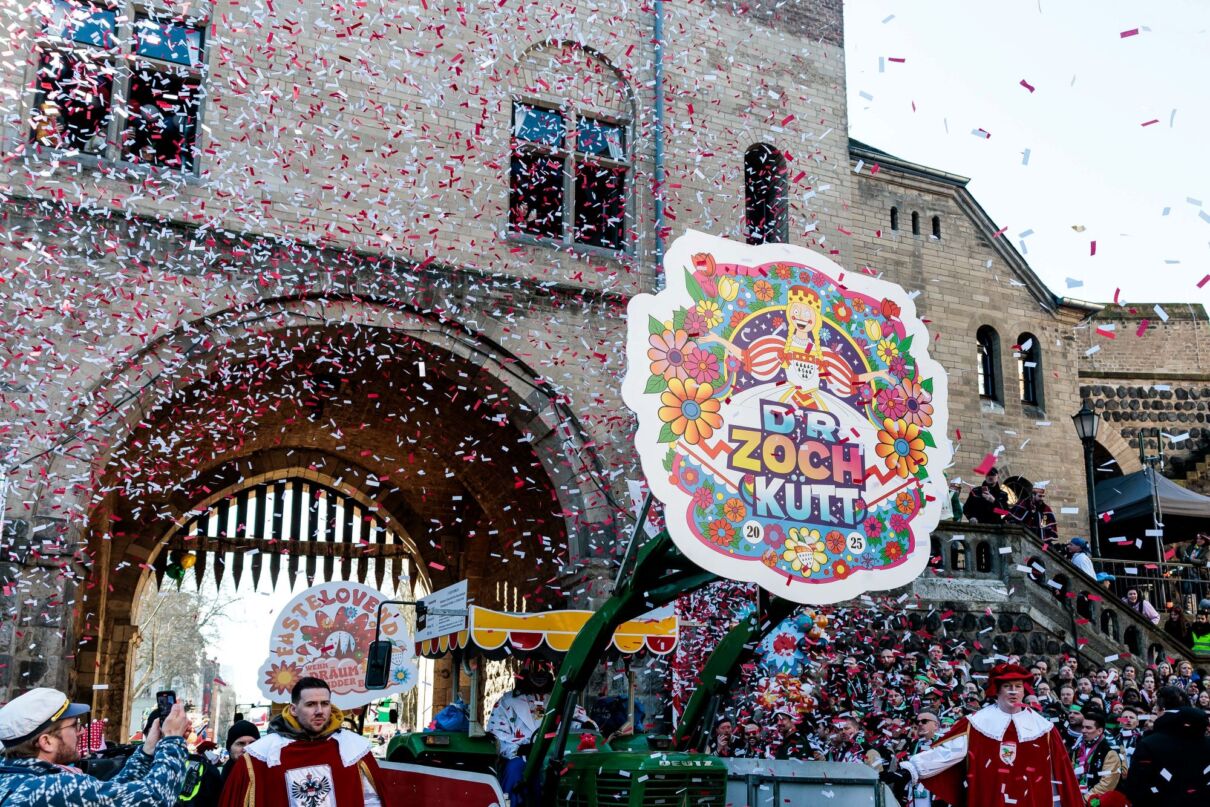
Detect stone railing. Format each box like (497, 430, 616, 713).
(910, 522, 1205, 670)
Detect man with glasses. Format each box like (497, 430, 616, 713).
(0, 687, 190, 804)
(905, 712, 945, 806)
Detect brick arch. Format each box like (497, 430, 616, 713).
(1094, 429, 1143, 475)
(504, 38, 637, 119)
(60, 295, 614, 732)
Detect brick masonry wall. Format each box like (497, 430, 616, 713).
(845, 166, 1093, 535)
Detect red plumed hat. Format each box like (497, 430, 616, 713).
(985, 662, 1034, 698)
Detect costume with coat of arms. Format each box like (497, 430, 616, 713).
(218, 710, 388, 807)
(900, 705, 1083, 807)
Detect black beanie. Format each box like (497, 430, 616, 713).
(226, 720, 260, 750)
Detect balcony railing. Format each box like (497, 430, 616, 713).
(927, 521, 1208, 665)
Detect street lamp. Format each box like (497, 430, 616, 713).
(1071, 401, 1102, 557)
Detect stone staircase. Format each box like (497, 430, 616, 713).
(908, 523, 1204, 671)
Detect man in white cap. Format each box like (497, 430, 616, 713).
(0, 687, 190, 805)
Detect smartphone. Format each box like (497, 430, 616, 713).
(155, 690, 176, 715)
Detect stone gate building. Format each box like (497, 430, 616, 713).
(0, 0, 1205, 732)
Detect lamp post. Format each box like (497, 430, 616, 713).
(1071, 401, 1102, 557)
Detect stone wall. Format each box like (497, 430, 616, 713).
(844, 149, 1095, 534)
(1079, 306, 1210, 485)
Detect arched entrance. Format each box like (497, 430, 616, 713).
(72, 297, 611, 736)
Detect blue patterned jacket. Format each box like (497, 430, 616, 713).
(0, 735, 186, 806)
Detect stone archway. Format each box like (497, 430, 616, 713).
(69, 297, 615, 734)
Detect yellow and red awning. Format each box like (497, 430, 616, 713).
(415, 606, 678, 659)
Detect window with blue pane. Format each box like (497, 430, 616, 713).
(509, 101, 629, 252)
(28, 2, 208, 174)
(134, 17, 205, 67)
(49, 0, 117, 48)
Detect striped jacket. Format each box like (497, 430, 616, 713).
(0, 735, 186, 806)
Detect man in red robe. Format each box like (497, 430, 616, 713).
(219, 676, 391, 807)
(882, 663, 1083, 807)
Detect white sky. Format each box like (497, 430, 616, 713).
(843, 1, 1210, 304)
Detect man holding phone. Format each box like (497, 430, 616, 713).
(0, 686, 190, 805)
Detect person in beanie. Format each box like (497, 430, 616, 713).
(0, 687, 190, 805)
(218, 677, 389, 806)
(881, 663, 1083, 806)
(1066, 538, 1096, 579)
(220, 720, 260, 785)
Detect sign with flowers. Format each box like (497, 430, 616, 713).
(623, 231, 952, 604)
(257, 581, 417, 708)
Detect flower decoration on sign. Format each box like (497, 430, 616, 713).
(624, 232, 952, 604)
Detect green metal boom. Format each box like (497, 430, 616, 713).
(524, 529, 717, 791)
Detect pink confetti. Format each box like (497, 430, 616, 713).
(1120, 28, 1139, 38)
(1136, 319, 1150, 337)
(1019, 79, 1035, 93)
(1090, 240, 1097, 255)
(1198, 275, 1210, 288)
(1140, 119, 1159, 127)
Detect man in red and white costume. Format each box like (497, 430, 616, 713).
(883, 663, 1083, 807)
(219, 676, 391, 807)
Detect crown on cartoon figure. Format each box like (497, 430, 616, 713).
(787, 286, 820, 307)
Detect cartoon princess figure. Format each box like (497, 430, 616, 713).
(704, 284, 892, 420)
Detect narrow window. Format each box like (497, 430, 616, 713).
(976, 326, 1000, 401)
(744, 143, 788, 245)
(890, 206, 899, 231)
(950, 540, 968, 571)
(911, 211, 920, 235)
(931, 215, 941, 239)
(975, 542, 993, 573)
(1016, 332, 1042, 407)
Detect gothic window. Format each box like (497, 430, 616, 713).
(911, 211, 920, 235)
(509, 101, 629, 251)
(29, 1, 207, 172)
(744, 143, 788, 244)
(950, 540, 968, 571)
(976, 326, 1001, 401)
(975, 541, 993, 573)
(931, 215, 941, 239)
(1016, 332, 1043, 407)
(890, 207, 899, 231)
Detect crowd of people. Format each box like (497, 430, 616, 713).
(697, 609, 1210, 804)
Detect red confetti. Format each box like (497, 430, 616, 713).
(1019, 79, 1035, 93)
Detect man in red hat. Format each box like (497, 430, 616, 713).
(882, 663, 1083, 807)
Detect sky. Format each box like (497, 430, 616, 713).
(843, 1, 1210, 305)
(201, 2, 1210, 702)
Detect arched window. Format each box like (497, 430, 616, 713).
(976, 326, 1000, 401)
(950, 540, 968, 571)
(508, 43, 632, 252)
(744, 143, 789, 244)
(890, 207, 899, 231)
(975, 541, 993, 573)
(931, 215, 941, 239)
(1016, 332, 1042, 407)
(911, 211, 920, 235)
(930, 534, 943, 569)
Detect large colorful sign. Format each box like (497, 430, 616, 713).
(623, 231, 952, 603)
(257, 581, 417, 709)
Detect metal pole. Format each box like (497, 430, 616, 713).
(653, 0, 667, 275)
(1083, 438, 1101, 558)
